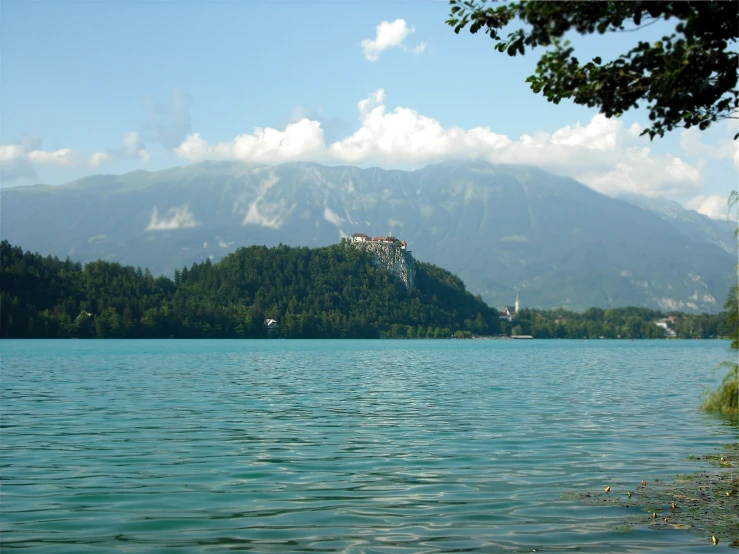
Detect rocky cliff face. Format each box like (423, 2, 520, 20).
(350, 241, 415, 289)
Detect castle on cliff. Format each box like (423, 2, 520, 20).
(350, 232, 408, 251)
(347, 232, 415, 289)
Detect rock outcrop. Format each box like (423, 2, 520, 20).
(349, 240, 415, 289)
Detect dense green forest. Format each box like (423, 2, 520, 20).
(501, 307, 730, 340)
(1, 240, 732, 340)
(0, 240, 500, 339)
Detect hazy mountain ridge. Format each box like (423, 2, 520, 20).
(618, 193, 737, 256)
(3, 161, 736, 313)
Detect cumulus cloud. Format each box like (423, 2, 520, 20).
(285, 106, 352, 144)
(361, 19, 426, 62)
(27, 148, 80, 167)
(88, 151, 112, 168)
(175, 118, 325, 164)
(0, 144, 37, 181)
(85, 132, 152, 170)
(143, 90, 193, 149)
(174, 88, 703, 198)
(146, 204, 198, 231)
(120, 131, 152, 161)
(685, 194, 738, 221)
(680, 126, 739, 169)
(1, 139, 83, 182)
(329, 91, 702, 196)
(0, 131, 152, 181)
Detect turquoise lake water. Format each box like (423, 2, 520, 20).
(1, 339, 737, 553)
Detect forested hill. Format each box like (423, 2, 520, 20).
(0, 240, 500, 339)
(4, 161, 736, 313)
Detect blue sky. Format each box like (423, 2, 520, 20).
(2, 0, 737, 219)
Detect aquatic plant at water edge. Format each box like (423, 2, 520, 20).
(702, 361, 738, 417)
(703, 195, 738, 418)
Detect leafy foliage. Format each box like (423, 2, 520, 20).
(0, 240, 500, 339)
(447, 0, 739, 139)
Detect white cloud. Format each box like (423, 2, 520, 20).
(0, 144, 26, 164)
(145, 204, 198, 231)
(575, 148, 704, 198)
(120, 131, 151, 161)
(121, 132, 142, 156)
(361, 19, 425, 62)
(282, 106, 352, 144)
(329, 90, 703, 197)
(84, 132, 152, 170)
(1, 141, 87, 182)
(411, 42, 427, 56)
(328, 88, 511, 165)
(0, 144, 36, 181)
(680, 126, 739, 169)
(27, 148, 80, 167)
(175, 118, 325, 164)
(0, 131, 155, 177)
(88, 151, 112, 168)
(173, 89, 705, 198)
(685, 194, 738, 221)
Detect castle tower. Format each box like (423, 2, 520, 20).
(515, 290, 520, 314)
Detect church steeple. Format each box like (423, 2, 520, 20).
(515, 290, 520, 314)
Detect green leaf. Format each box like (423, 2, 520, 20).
(446, 0, 738, 142)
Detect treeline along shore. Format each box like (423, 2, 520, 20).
(499, 307, 729, 340)
(0, 241, 731, 340)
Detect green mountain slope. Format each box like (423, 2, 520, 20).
(2, 161, 735, 312)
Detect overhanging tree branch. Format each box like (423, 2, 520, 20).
(447, 0, 739, 140)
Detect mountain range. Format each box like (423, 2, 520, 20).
(3, 160, 736, 313)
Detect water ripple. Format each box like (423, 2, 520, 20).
(1, 339, 736, 553)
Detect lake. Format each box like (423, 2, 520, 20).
(1, 339, 736, 553)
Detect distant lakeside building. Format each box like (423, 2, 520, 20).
(264, 318, 280, 337)
(654, 317, 677, 337)
(499, 291, 520, 322)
